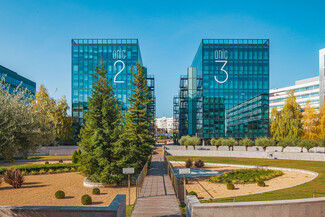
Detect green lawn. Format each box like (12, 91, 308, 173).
(167, 156, 325, 203)
(27, 156, 72, 160)
(126, 204, 134, 217)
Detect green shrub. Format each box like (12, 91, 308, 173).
(56, 169, 62, 173)
(72, 150, 78, 164)
(184, 136, 200, 150)
(210, 169, 283, 184)
(58, 160, 63, 163)
(48, 169, 54, 174)
(181, 177, 188, 184)
(255, 137, 275, 151)
(298, 140, 318, 152)
(194, 159, 204, 168)
(4, 169, 24, 188)
(45, 161, 49, 165)
(185, 159, 193, 168)
(188, 191, 197, 197)
(92, 188, 100, 195)
(70, 168, 76, 172)
(0, 163, 77, 175)
(39, 169, 46, 175)
(210, 138, 223, 150)
(258, 181, 266, 187)
(222, 138, 236, 151)
(63, 168, 69, 172)
(55, 190, 65, 199)
(277, 138, 297, 152)
(227, 183, 235, 190)
(30, 170, 38, 175)
(81, 194, 92, 205)
(180, 135, 191, 149)
(239, 138, 253, 151)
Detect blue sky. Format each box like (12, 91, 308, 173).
(0, 0, 325, 117)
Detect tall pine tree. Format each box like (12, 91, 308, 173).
(78, 60, 124, 184)
(120, 63, 155, 172)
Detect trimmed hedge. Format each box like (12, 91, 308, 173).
(0, 163, 78, 175)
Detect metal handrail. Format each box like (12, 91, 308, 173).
(135, 155, 152, 201)
(163, 149, 179, 199)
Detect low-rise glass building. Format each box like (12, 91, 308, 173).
(0, 65, 36, 94)
(71, 39, 155, 127)
(174, 39, 270, 141)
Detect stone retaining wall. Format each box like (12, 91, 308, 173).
(29, 146, 79, 156)
(186, 195, 325, 217)
(0, 195, 126, 217)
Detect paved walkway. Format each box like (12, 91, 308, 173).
(131, 148, 182, 217)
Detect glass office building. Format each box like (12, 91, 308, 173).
(72, 39, 155, 127)
(0, 65, 36, 94)
(174, 39, 269, 141)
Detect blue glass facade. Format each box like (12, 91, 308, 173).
(174, 39, 269, 140)
(71, 39, 155, 126)
(0, 65, 36, 94)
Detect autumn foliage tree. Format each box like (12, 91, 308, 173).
(317, 100, 325, 139)
(32, 85, 73, 144)
(270, 90, 303, 141)
(301, 100, 318, 140)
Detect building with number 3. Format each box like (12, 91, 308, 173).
(71, 39, 155, 129)
(174, 39, 270, 142)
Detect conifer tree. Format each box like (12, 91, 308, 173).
(78, 60, 124, 184)
(120, 63, 155, 172)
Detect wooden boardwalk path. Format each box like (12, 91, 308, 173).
(131, 148, 182, 217)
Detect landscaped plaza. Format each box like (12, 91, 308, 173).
(2, 1, 325, 217)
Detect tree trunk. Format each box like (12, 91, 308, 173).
(193, 145, 195, 150)
(281, 146, 284, 152)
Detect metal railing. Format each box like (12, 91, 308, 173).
(135, 155, 152, 201)
(163, 149, 179, 199)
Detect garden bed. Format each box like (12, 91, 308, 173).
(0, 172, 136, 206)
(171, 161, 314, 200)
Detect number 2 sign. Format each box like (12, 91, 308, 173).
(114, 60, 125, 83)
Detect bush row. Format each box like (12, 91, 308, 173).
(210, 137, 325, 152)
(210, 169, 283, 184)
(0, 163, 78, 175)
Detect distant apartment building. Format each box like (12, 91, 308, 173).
(269, 76, 320, 111)
(270, 48, 325, 112)
(0, 65, 36, 94)
(155, 117, 175, 132)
